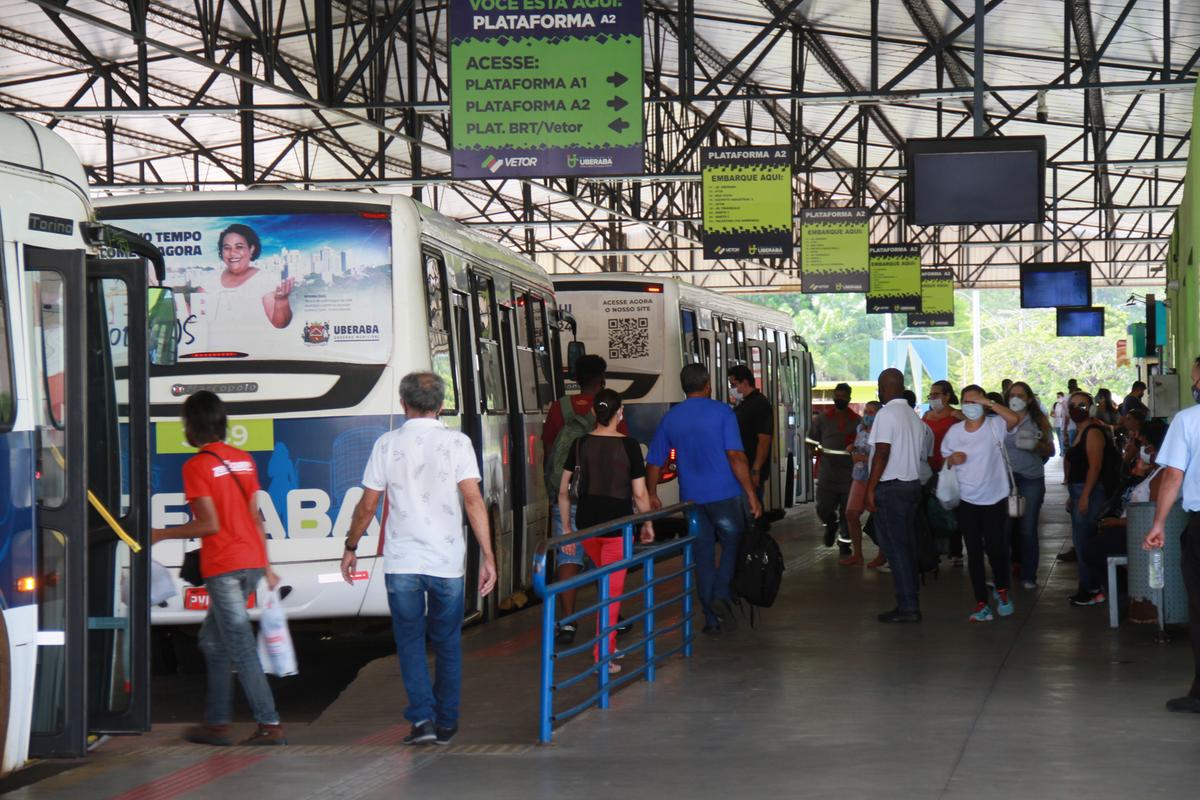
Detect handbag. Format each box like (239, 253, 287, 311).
(568, 438, 586, 503)
(990, 422, 1026, 519)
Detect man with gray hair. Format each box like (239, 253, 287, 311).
(342, 372, 496, 746)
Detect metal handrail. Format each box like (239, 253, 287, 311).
(532, 502, 698, 744)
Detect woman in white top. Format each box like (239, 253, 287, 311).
(201, 224, 296, 351)
(941, 384, 1021, 623)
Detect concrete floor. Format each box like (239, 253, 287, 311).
(8, 461, 1200, 799)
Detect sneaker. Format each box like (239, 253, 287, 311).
(717, 599, 739, 632)
(183, 724, 233, 747)
(701, 623, 721, 636)
(877, 608, 922, 623)
(876, 563, 892, 573)
(1091, 590, 1107, 605)
(836, 534, 852, 545)
(555, 623, 577, 645)
(434, 725, 458, 745)
(1058, 547, 1077, 563)
(403, 720, 436, 745)
(239, 723, 287, 746)
(969, 603, 994, 623)
(823, 523, 837, 548)
(607, 662, 622, 675)
(1021, 579, 1038, 591)
(950, 556, 963, 567)
(1166, 696, 1200, 713)
(615, 616, 633, 636)
(993, 588, 1015, 617)
(1069, 591, 1100, 606)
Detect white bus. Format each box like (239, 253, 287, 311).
(97, 191, 568, 626)
(1, 115, 173, 770)
(552, 275, 814, 518)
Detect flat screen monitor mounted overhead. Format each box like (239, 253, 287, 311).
(905, 136, 1046, 226)
(1057, 307, 1105, 337)
(1019, 262, 1092, 309)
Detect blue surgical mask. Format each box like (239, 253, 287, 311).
(962, 403, 984, 421)
(863, 415, 875, 428)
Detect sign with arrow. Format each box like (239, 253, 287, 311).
(449, 0, 644, 179)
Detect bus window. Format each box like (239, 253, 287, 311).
(471, 272, 506, 413)
(680, 308, 700, 364)
(0, 269, 14, 429)
(735, 322, 747, 363)
(32, 272, 66, 507)
(749, 344, 764, 393)
(513, 289, 540, 412)
(424, 251, 458, 413)
(530, 294, 554, 410)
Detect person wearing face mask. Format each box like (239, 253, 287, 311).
(1084, 421, 1169, 605)
(810, 382, 861, 553)
(1064, 390, 1113, 606)
(941, 385, 1022, 622)
(1003, 382, 1055, 590)
(1052, 391, 1069, 457)
(728, 365, 774, 506)
(842, 401, 882, 567)
(923, 380, 965, 566)
(1094, 388, 1121, 429)
(560, 389, 655, 671)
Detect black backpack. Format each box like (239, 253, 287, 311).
(733, 526, 785, 613)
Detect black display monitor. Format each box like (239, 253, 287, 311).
(1019, 263, 1092, 309)
(1056, 307, 1105, 337)
(905, 136, 1046, 226)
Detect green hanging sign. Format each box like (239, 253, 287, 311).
(866, 245, 922, 313)
(800, 208, 870, 292)
(701, 146, 793, 260)
(907, 268, 955, 328)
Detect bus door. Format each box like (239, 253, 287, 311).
(794, 345, 816, 504)
(26, 250, 153, 757)
(498, 300, 526, 606)
(747, 338, 778, 515)
(451, 289, 484, 623)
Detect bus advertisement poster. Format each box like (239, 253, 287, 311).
(800, 208, 870, 293)
(866, 244, 922, 313)
(111, 213, 393, 364)
(907, 268, 956, 328)
(448, 0, 644, 179)
(700, 146, 794, 261)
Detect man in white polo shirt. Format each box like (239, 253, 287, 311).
(866, 368, 926, 623)
(341, 372, 497, 745)
(1144, 356, 1200, 714)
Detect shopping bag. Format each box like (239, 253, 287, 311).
(150, 559, 178, 606)
(935, 464, 961, 511)
(257, 587, 298, 677)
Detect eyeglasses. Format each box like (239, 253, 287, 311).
(1069, 401, 1091, 409)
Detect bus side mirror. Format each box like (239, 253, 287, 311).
(566, 340, 586, 378)
(148, 287, 179, 366)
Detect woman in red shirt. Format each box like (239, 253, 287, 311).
(924, 380, 965, 566)
(152, 391, 285, 747)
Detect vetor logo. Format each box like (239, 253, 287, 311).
(302, 321, 330, 345)
(482, 155, 504, 173)
(567, 154, 579, 168)
(748, 244, 758, 255)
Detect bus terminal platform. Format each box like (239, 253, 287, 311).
(8, 464, 1200, 800)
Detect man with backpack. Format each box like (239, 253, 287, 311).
(542, 354, 626, 644)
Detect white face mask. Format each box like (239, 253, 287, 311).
(1008, 397, 1027, 413)
(962, 403, 984, 421)
(929, 398, 944, 411)
(1140, 445, 1153, 464)
(729, 386, 742, 402)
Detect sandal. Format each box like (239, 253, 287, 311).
(867, 554, 887, 569)
(839, 555, 864, 567)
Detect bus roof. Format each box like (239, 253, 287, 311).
(0, 113, 89, 201)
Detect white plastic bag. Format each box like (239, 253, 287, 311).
(257, 588, 298, 677)
(935, 463, 961, 510)
(150, 559, 178, 606)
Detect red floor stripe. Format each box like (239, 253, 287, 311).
(111, 753, 267, 800)
(353, 725, 408, 746)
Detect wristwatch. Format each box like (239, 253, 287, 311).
(344, 539, 358, 553)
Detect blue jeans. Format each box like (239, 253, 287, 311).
(199, 568, 279, 726)
(1068, 482, 1106, 592)
(691, 496, 746, 626)
(386, 573, 465, 727)
(1011, 474, 1046, 583)
(873, 480, 923, 611)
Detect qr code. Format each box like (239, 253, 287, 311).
(608, 317, 650, 359)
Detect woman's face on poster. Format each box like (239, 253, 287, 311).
(221, 232, 253, 274)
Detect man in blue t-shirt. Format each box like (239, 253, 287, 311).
(646, 364, 763, 634)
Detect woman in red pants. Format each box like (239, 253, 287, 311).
(558, 389, 655, 673)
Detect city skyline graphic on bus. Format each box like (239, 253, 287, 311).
(123, 212, 394, 363)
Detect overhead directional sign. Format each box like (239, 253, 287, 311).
(449, 0, 644, 179)
(866, 244, 922, 313)
(701, 146, 793, 261)
(800, 208, 870, 293)
(907, 268, 955, 328)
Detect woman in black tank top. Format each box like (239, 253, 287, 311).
(1064, 391, 1107, 606)
(557, 389, 655, 673)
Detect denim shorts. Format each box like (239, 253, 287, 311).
(550, 503, 584, 567)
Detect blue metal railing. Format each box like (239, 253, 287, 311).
(532, 503, 698, 744)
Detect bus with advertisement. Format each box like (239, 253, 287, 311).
(552, 275, 814, 517)
(0, 114, 176, 772)
(97, 191, 568, 627)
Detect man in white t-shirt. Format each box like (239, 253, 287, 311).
(866, 368, 927, 623)
(341, 372, 496, 746)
